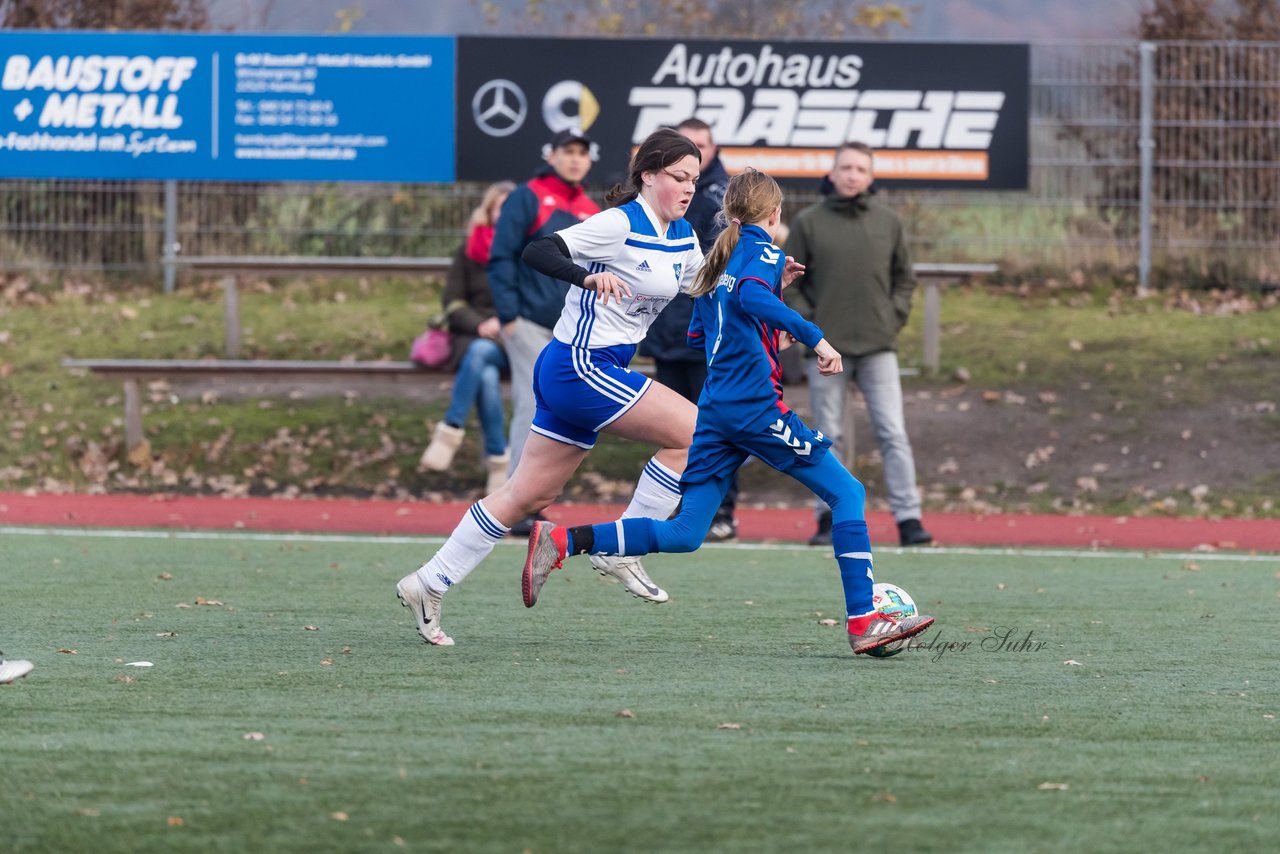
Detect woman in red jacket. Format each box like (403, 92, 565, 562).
(420, 180, 516, 494)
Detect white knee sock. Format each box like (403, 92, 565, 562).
(622, 457, 683, 521)
(415, 500, 509, 593)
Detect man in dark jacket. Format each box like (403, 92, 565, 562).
(639, 118, 739, 541)
(785, 142, 933, 547)
(488, 129, 599, 534)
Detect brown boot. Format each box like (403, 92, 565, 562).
(420, 422, 464, 471)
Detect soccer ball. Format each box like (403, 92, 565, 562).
(866, 582, 918, 659)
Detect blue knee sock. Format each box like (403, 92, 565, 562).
(566, 518, 658, 557)
(832, 519, 874, 616)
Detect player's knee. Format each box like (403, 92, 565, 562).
(658, 523, 703, 553)
(831, 476, 866, 514)
(666, 531, 702, 553)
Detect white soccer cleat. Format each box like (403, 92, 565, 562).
(0, 658, 34, 684)
(396, 572, 455, 646)
(589, 555, 670, 604)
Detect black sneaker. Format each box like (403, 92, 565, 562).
(706, 513, 737, 543)
(508, 512, 547, 537)
(897, 518, 934, 547)
(807, 510, 832, 546)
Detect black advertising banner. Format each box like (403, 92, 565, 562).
(457, 37, 1028, 189)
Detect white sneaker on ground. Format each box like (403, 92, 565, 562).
(0, 659, 34, 684)
(396, 572, 455, 646)
(589, 555, 670, 603)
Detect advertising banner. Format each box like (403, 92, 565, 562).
(0, 32, 454, 181)
(457, 37, 1028, 189)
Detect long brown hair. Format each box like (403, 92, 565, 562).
(604, 128, 700, 207)
(468, 180, 516, 229)
(689, 168, 783, 297)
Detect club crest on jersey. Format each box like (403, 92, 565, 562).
(636, 259, 651, 272)
(672, 262, 683, 283)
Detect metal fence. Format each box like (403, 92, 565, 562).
(1, 40, 1276, 286)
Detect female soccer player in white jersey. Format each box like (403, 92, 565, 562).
(396, 129, 706, 645)
(521, 168, 935, 656)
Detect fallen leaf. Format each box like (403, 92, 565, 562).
(194, 596, 224, 606)
(1064, 660, 1083, 666)
(330, 812, 349, 822)
(818, 618, 838, 626)
(341, 645, 352, 654)
(243, 732, 266, 741)
(304, 625, 319, 631)
(57, 648, 77, 654)
(175, 603, 192, 609)
(717, 722, 742, 730)
(320, 658, 334, 666)
(1038, 782, 1069, 791)
(870, 792, 897, 802)
(76, 808, 100, 817)
(156, 632, 177, 638)
(125, 661, 153, 667)
(157, 572, 174, 581)
(1068, 339, 1083, 351)
(616, 708, 635, 718)
(167, 816, 184, 826)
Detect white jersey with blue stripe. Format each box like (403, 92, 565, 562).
(552, 195, 704, 349)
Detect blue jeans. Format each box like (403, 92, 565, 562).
(443, 338, 509, 457)
(806, 350, 922, 522)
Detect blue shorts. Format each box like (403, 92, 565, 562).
(531, 339, 651, 449)
(681, 409, 832, 486)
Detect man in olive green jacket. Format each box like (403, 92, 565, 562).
(785, 142, 933, 547)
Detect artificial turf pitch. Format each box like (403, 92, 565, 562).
(2, 530, 1277, 853)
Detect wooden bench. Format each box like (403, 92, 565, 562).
(914, 263, 998, 375)
(63, 358, 431, 451)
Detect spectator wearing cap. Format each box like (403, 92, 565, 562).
(488, 129, 600, 535)
(639, 118, 740, 541)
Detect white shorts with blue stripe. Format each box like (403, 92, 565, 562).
(531, 338, 651, 449)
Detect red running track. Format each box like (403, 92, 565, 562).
(1, 492, 1276, 552)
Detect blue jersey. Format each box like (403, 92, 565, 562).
(689, 224, 824, 431)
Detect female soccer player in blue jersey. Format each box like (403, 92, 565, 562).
(522, 168, 935, 655)
(395, 129, 707, 645)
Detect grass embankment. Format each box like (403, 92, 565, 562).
(1, 274, 1275, 516)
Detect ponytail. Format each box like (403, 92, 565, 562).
(689, 219, 739, 297)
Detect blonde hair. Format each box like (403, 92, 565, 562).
(468, 180, 516, 229)
(689, 168, 783, 297)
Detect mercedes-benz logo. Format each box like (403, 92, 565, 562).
(472, 79, 527, 138)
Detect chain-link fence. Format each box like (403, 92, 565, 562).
(1, 40, 1276, 285)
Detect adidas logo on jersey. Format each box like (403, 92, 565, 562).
(636, 260, 651, 272)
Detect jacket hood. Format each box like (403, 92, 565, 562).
(823, 192, 873, 215)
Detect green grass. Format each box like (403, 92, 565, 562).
(3, 531, 1279, 852)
